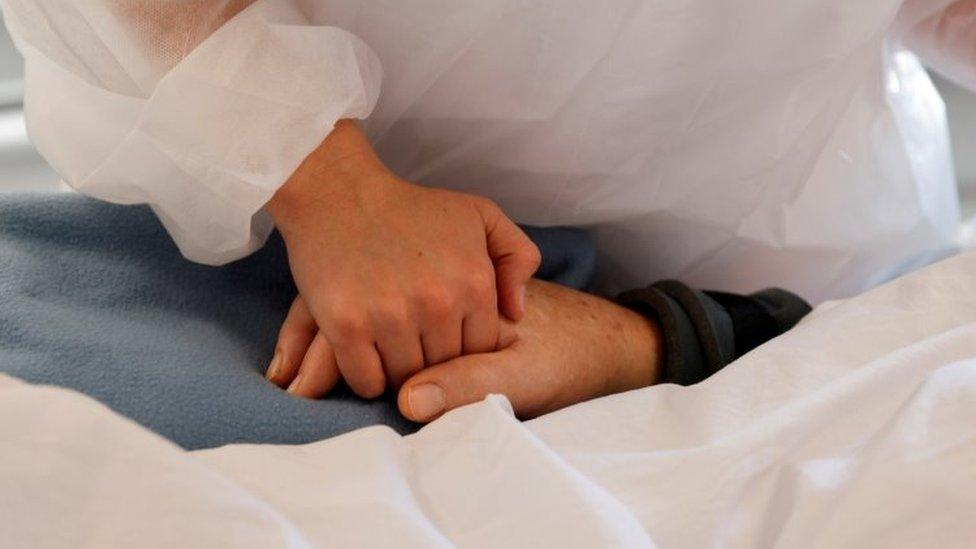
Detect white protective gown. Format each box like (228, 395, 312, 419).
(0, 0, 972, 302)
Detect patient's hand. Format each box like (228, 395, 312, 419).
(397, 279, 664, 422)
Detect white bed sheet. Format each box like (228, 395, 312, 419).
(3, 251, 976, 547)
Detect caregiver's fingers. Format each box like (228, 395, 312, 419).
(457, 259, 500, 355)
(334, 341, 387, 399)
(398, 345, 530, 423)
(479, 200, 541, 322)
(287, 332, 342, 399)
(461, 307, 500, 356)
(268, 297, 317, 387)
(377, 332, 425, 391)
(497, 321, 518, 349)
(421, 316, 463, 366)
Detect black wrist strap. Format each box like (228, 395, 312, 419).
(617, 281, 811, 386)
(616, 286, 706, 386)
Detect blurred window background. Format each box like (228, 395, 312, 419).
(0, 15, 973, 217)
(0, 14, 59, 192)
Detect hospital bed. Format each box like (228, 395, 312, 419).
(2, 213, 974, 547)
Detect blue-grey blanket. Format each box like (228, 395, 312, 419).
(0, 193, 595, 449)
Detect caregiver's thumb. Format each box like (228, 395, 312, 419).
(478, 200, 541, 321)
(397, 323, 522, 422)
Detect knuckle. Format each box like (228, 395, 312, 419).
(419, 286, 455, 321)
(524, 242, 542, 269)
(371, 298, 411, 332)
(477, 196, 500, 213)
(328, 309, 369, 341)
(464, 267, 496, 304)
(468, 195, 500, 220)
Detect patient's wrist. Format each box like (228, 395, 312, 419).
(607, 305, 665, 394)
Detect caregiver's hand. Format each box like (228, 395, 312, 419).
(397, 279, 664, 422)
(265, 120, 541, 398)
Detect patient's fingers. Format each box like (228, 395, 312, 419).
(268, 297, 317, 387)
(288, 332, 342, 399)
(397, 322, 528, 422)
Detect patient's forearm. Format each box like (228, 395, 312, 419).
(605, 304, 664, 395)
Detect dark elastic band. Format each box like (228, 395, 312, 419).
(616, 286, 706, 386)
(651, 280, 734, 376)
(618, 282, 812, 386)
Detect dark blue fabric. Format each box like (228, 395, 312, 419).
(0, 193, 595, 449)
(522, 226, 597, 291)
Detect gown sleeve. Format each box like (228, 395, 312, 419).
(893, 0, 976, 92)
(0, 0, 382, 264)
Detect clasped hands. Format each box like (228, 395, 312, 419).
(264, 121, 661, 423)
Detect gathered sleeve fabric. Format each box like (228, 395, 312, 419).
(0, 0, 382, 264)
(893, 0, 976, 92)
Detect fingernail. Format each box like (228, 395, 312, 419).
(266, 351, 282, 380)
(517, 286, 526, 313)
(408, 383, 446, 421)
(287, 374, 303, 395)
